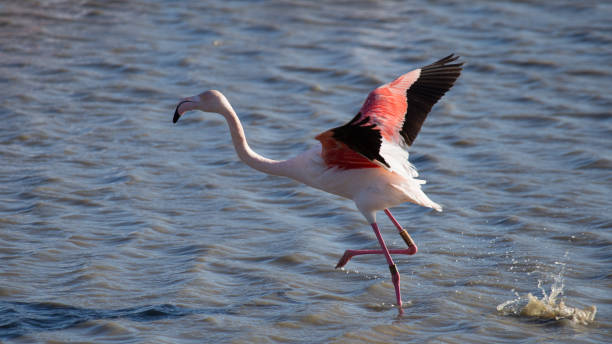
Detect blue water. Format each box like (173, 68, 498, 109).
(1, 0, 610, 342)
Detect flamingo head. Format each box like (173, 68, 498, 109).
(173, 90, 229, 123)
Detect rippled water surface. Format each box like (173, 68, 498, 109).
(1, 0, 611, 342)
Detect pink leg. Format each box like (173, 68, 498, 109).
(336, 249, 414, 269)
(370, 222, 403, 308)
(384, 209, 418, 255)
(336, 209, 417, 268)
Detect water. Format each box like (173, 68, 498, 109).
(1, 0, 610, 342)
(497, 258, 597, 326)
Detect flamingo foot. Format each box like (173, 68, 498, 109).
(335, 250, 356, 269)
(335, 249, 380, 268)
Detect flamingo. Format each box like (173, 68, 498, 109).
(172, 54, 463, 311)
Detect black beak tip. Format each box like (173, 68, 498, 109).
(173, 108, 181, 123)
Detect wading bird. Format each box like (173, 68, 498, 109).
(172, 54, 462, 311)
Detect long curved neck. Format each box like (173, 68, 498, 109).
(218, 104, 289, 177)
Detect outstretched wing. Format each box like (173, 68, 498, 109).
(399, 54, 463, 145)
(315, 130, 380, 169)
(316, 54, 463, 173)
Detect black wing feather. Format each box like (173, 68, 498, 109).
(330, 112, 389, 167)
(401, 54, 463, 146)
(325, 55, 463, 169)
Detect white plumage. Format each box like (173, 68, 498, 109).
(172, 55, 462, 311)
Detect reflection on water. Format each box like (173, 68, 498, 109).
(0, 301, 205, 340)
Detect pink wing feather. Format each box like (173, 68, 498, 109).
(317, 54, 463, 171)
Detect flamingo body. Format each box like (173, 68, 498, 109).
(276, 145, 439, 223)
(172, 54, 463, 311)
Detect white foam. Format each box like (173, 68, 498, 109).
(497, 263, 597, 325)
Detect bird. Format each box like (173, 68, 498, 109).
(172, 54, 463, 311)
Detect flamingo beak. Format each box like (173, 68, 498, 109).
(172, 99, 197, 123)
(172, 103, 183, 123)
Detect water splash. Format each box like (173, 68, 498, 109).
(497, 261, 597, 325)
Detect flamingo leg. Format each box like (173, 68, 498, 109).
(335, 223, 404, 307)
(335, 209, 422, 309)
(384, 209, 418, 255)
(335, 249, 414, 269)
(369, 222, 403, 308)
(335, 209, 418, 268)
